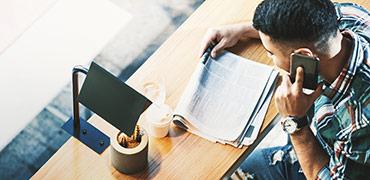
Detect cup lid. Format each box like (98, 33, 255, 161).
(146, 103, 173, 125)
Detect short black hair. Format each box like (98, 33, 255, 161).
(253, 0, 338, 52)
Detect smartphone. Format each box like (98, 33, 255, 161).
(290, 53, 319, 90)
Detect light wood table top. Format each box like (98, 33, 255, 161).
(32, 0, 370, 179)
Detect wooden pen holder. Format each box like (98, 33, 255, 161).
(110, 127, 148, 174)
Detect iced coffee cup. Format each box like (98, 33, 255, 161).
(141, 73, 166, 104)
(145, 103, 173, 138)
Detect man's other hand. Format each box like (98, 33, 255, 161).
(199, 23, 252, 58)
(275, 67, 323, 118)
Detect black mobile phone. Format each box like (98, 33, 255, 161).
(290, 53, 319, 90)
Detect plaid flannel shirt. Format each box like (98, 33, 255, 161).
(313, 3, 370, 180)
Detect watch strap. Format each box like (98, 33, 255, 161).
(293, 115, 308, 128)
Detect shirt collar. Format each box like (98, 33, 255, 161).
(322, 30, 364, 104)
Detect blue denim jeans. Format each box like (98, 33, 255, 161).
(231, 145, 307, 180)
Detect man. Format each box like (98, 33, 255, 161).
(199, 0, 370, 179)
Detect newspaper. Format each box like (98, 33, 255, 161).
(173, 45, 279, 148)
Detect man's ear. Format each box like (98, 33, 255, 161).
(294, 48, 314, 56)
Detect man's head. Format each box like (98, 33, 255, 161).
(253, 0, 339, 71)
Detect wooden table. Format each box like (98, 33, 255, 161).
(32, 0, 369, 179)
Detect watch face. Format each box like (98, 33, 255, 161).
(283, 118, 298, 134)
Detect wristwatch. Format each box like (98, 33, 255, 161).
(281, 116, 308, 134)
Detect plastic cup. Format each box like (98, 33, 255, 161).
(145, 103, 173, 138)
(141, 73, 166, 104)
(143, 81, 165, 103)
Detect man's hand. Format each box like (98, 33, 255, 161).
(199, 22, 258, 58)
(275, 67, 323, 118)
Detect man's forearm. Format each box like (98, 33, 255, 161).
(290, 126, 329, 180)
(239, 21, 260, 39)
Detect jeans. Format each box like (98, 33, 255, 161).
(231, 145, 307, 180)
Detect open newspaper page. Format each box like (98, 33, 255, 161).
(173, 47, 278, 146)
(241, 69, 278, 145)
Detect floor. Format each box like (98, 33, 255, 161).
(0, 0, 288, 179)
